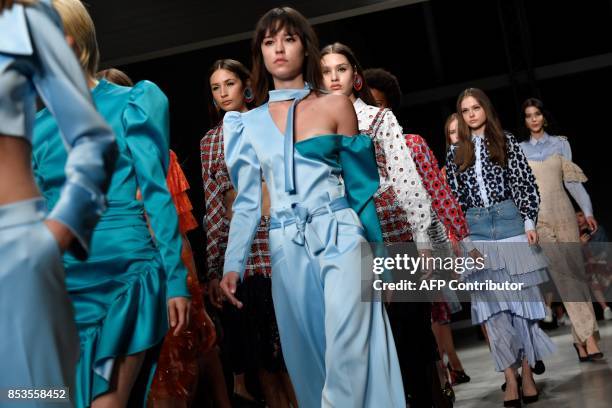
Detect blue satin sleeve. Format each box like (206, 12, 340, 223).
(122, 81, 189, 300)
(339, 135, 383, 243)
(19, 0, 118, 260)
(222, 112, 262, 280)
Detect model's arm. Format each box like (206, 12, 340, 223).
(378, 112, 432, 249)
(221, 112, 263, 279)
(123, 81, 189, 300)
(558, 139, 594, 218)
(505, 133, 540, 232)
(30, 4, 117, 259)
(200, 128, 229, 282)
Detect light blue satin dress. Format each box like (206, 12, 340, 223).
(32, 79, 188, 408)
(1, 2, 116, 405)
(222, 86, 405, 407)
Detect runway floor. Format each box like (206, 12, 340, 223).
(452, 320, 612, 407)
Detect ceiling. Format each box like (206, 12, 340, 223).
(88, 0, 426, 66)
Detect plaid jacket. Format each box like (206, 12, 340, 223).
(200, 123, 271, 280)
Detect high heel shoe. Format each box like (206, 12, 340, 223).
(522, 392, 539, 404)
(503, 398, 522, 407)
(587, 351, 604, 360)
(573, 343, 591, 362)
(447, 362, 471, 385)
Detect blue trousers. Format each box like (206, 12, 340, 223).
(269, 199, 405, 408)
(0, 199, 78, 407)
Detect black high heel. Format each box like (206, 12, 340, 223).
(447, 362, 471, 385)
(588, 351, 604, 360)
(522, 392, 539, 404)
(573, 343, 591, 362)
(503, 398, 522, 407)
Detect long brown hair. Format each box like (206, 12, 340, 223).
(454, 88, 507, 172)
(320, 42, 376, 106)
(206, 59, 251, 125)
(444, 113, 459, 150)
(251, 7, 323, 106)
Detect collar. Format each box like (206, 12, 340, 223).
(268, 83, 311, 103)
(353, 97, 368, 114)
(529, 132, 550, 146)
(471, 133, 485, 142)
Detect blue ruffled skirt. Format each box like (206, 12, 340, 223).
(463, 200, 556, 371)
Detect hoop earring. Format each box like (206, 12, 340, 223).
(354, 75, 363, 92)
(213, 99, 218, 108)
(543, 119, 548, 128)
(243, 87, 254, 104)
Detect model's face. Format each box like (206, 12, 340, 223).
(525, 106, 545, 134)
(321, 53, 354, 97)
(261, 27, 304, 81)
(210, 69, 245, 112)
(448, 119, 459, 144)
(460, 96, 486, 132)
(370, 88, 389, 109)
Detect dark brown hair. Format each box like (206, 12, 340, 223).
(251, 7, 323, 106)
(363, 68, 402, 112)
(520, 97, 558, 140)
(97, 68, 133, 87)
(206, 59, 251, 125)
(454, 88, 507, 172)
(320, 42, 376, 106)
(444, 112, 459, 150)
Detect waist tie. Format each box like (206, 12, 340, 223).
(270, 196, 349, 254)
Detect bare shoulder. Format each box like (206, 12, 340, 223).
(316, 93, 354, 113)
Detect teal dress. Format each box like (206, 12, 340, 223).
(32, 79, 189, 407)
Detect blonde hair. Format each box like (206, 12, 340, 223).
(52, 0, 99, 77)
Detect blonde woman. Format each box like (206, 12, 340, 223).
(31, 1, 189, 406)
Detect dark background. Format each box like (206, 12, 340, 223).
(89, 0, 612, 274)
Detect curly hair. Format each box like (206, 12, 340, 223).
(363, 68, 402, 112)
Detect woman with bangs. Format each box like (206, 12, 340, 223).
(218, 7, 405, 407)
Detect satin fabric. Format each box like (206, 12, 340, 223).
(0, 0, 116, 258)
(222, 88, 405, 407)
(0, 199, 77, 407)
(32, 79, 188, 407)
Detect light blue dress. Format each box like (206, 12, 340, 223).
(32, 79, 188, 408)
(0, 2, 116, 405)
(222, 86, 405, 407)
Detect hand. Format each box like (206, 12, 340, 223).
(526, 229, 538, 245)
(167, 297, 191, 336)
(580, 233, 591, 244)
(208, 278, 224, 309)
(44, 219, 74, 252)
(468, 248, 484, 261)
(451, 240, 462, 257)
(587, 216, 598, 234)
(220, 272, 243, 309)
(0, 0, 15, 13)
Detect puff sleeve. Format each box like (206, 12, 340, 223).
(123, 81, 189, 300)
(222, 112, 262, 280)
(505, 133, 540, 231)
(559, 138, 594, 218)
